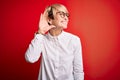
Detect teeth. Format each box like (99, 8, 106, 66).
(61, 21, 68, 25)
(62, 21, 67, 23)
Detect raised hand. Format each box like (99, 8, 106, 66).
(38, 10, 55, 34)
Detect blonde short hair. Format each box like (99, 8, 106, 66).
(45, 4, 69, 19)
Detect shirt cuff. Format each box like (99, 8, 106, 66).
(34, 33, 44, 39)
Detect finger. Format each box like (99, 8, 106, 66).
(43, 9, 49, 21)
(40, 13, 43, 21)
(39, 13, 43, 27)
(43, 9, 48, 17)
(49, 25, 56, 29)
(51, 25, 56, 28)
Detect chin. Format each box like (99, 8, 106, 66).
(59, 24, 68, 29)
(63, 26, 68, 29)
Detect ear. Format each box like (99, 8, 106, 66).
(48, 18, 52, 25)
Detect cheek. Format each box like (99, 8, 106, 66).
(55, 19, 62, 25)
(52, 20, 60, 26)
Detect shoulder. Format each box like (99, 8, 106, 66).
(64, 31, 81, 45)
(63, 31, 80, 41)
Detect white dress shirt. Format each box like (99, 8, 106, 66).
(25, 31, 84, 80)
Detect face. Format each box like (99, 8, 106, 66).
(51, 8, 69, 29)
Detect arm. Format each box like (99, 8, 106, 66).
(73, 37, 84, 80)
(25, 10, 55, 63)
(25, 34, 44, 63)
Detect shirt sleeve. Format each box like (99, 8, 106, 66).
(73, 37, 84, 80)
(25, 34, 44, 63)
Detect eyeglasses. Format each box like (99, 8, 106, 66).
(56, 11, 69, 18)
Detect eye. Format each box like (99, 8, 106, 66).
(59, 12, 63, 15)
(66, 13, 69, 17)
(62, 12, 69, 18)
(56, 11, 69, 18)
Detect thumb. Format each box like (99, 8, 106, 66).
(49, 25, 56, 29)
(47, 25, 56, 30)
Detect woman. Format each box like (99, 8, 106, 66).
(25, 3, 84, 80)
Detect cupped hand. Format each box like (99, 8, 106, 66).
(38, 10, 55, 34)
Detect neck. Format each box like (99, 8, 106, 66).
(49, 28, 63, 36)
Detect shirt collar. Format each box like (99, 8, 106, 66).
(47, 30, 65, 41)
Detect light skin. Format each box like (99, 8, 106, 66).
(38, 7, 69, 36)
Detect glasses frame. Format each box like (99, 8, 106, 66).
(56, 11, 69, 18)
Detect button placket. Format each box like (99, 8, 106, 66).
(54, 37, 60, 79)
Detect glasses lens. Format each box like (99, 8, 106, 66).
(57, 11, 69, 18)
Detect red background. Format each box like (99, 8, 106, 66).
(1, 0, 120, 80)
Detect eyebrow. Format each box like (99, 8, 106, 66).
(56, 11, 69, 14)
(57, 9, 68, 12)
